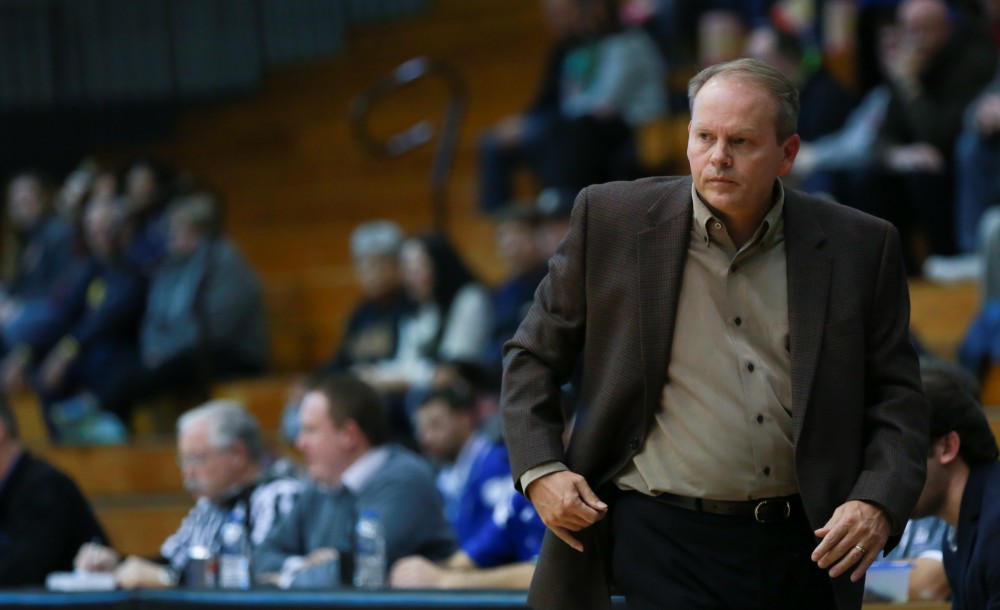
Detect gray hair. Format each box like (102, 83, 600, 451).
(177, 400, 263, 462)
(350, 220, 403, 261)
(688, 58, 800, 141)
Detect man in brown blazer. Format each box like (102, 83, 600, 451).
(501, 58, 929, 609)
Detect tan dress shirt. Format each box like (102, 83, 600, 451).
(614, 182, 796, 500)
(522, 182, 797, 501)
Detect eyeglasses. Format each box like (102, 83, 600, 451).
(176, 447, 227, 468)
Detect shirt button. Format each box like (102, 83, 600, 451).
(763, 466, 771, 476)
(628, 436, 640, 450)
(756, 414, 764, 424)
(734, 316, 742, 326)
(747, 362, 755, 372)
(714, 222, 722, 230)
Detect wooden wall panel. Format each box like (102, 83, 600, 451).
(95, 0, 543, 371)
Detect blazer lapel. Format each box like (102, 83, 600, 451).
(637, 179, 692, 420)
(784, 192, 831, 441)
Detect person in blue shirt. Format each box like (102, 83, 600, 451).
(412, 386, 511, 546)
(389, 486, 546, 589)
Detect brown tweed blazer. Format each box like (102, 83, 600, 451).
(501, 176, 930, 610)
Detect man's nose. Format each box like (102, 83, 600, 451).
(710, 144, 732, 167)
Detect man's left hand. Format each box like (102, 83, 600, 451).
(812, 500, 891, 582)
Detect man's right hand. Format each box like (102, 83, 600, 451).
(74, 542, 120, 572)
(526, 470, 607, 552)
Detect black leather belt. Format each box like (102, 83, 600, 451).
(652, 491, 800, 524)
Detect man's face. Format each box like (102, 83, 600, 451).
(177, 421, 245, 502)
(84, 201, 118, 261)
(400, 241, 434, 304)
(687, 76, 798, 221)
(415, 399, 471, 462)
(7, 176, 44, 233)
(168, 218, 201, 258)
(899, 0, 950, 63)
(496, 221, 540, 274)
(125, 165, 158, 212)
(296, 391, 355, 486)
(911, 436, 951, 518)
(354, 254, 400, 300)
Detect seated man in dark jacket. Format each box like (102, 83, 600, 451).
(48, 193, 268, 435)
(0, 197, 145, 444)
(0, 395, 107, 587)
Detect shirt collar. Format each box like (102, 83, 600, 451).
(691, 180, 786, 249)
(341, 445, 390, 494)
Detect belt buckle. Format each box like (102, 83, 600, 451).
(753, 499, 791, 524)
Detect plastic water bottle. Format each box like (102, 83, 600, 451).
(217, 508, 252, 589)
(352, 509, 386, 589)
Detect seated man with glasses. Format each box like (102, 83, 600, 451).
(73, 400, 302, 588)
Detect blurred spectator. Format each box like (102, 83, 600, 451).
(322, 221, 411, 375)
(255, 374, 454, 588)
(790, 26, 898, 200)
(923, 0, 1000, 281)
(281, 221, 412, 443)
(744, 25, 854, 142)
(0, 198, 145, 444)
(54, 161, 98, 223)
(847, 0, 996, 268)
(52, 193, 268, 435)
(478, 0, 666, 212)
(355, 233, 491, 440)
(390, 487, 545, 589)
(872, 515, 952, 601)
(75, 401, 301, 589)
(2, 172, 73, 304)
(908, 358, 1000, 609)
(535, 187, 576, 259)
(0, 394, 108, 587)
(481, 207, 549, 386)
(413, 387, 511, 546)
(120, 156, 173, 276)
(0, 172, 79, 360)
(697, 10, 748, 66)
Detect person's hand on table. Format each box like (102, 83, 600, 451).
(389, 555, 449, 588)
(74, 542, 120, 572)
(114, 556, 175, 589)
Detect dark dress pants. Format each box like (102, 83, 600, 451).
(611, 491, 839, 610)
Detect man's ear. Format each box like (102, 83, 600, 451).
(938, 430, 962, 466)
(340, 418, 366, 448)
(230, 439, 251, 465)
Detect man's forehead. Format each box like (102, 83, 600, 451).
(178, 420, 211, 449)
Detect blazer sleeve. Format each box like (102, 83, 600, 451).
(501, 188, 590, 490)
(847, 223, 930, 536)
